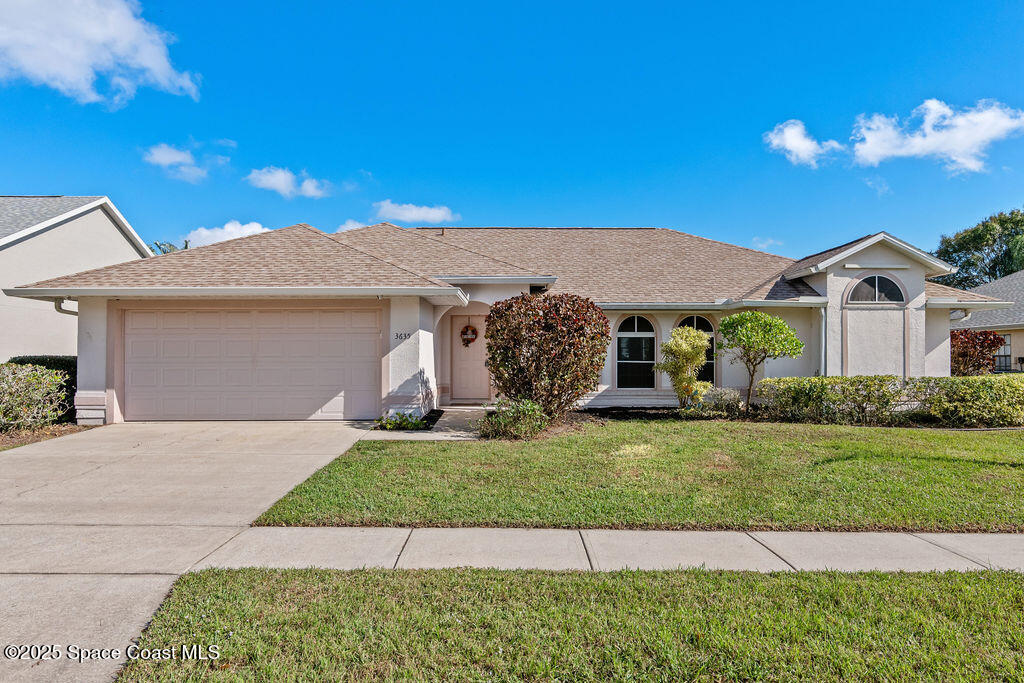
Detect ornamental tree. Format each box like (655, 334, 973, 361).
(719, 311, 804, 414)
(950, 329, 1006, 376)
(654, 325, 712, 409)
(485, 293, 610, 419)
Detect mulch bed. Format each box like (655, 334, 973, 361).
(0, 424, 91, 451)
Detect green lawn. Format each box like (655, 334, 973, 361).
(119, 568, 1024, 681)
(256, 420, 1024, 531)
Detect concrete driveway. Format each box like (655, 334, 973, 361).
(0, 421, 365, 683)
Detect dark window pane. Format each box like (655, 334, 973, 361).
(876, 276, 904, 302)
(618, 361, 655, 388)
(618, 337, 654, 361)
(696, 361, 714, 383)
(678, 315, 714, 334)
(617, 317, 636, 333)
(849, 277, 876, 302)
(634, 316, 654, 332)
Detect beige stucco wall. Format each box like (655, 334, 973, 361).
(0, 207, 145, 361)
(820, 242, 934, 377)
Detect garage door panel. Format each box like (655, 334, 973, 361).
(124, 307, 381, 420)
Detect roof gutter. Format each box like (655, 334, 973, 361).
(925, 298, 1012, 310)
(597, 297, 827, 310)
(435, 276, 558, 285)
(3, 286, 470, 306)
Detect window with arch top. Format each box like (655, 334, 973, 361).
(677, 315, 715, 383)
(616, 316, 656, 388)
(848, 275, 905, 303)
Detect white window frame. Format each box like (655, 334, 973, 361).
(994, 334, 1012, 372)
(846, 274, 906, 304)
(616, 316, 656, 389)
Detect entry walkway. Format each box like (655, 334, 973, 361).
(197, 527, 1024, 572)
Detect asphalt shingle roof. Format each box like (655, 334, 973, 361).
(410, 227, 805, 303)
(950, 270, 1024, 328)
(23, 224, 454, 289)
(13, 221, 989, 306)
(0, 196, 103, 240)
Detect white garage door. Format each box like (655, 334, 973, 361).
(123, 308, 382, 420)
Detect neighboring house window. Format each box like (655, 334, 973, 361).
(994, 334, 1012, 372)
(617, 316, 656, 388)
(677, 315, 715, 384)
(848, 275, 905, 303)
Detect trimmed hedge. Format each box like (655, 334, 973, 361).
(8, 355, 76, 423)
(0, 363, 69, 431)
(758, 374, 1024, 428)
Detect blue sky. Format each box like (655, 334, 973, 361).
(2, 1, 1024, 257)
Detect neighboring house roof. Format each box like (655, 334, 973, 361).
(410, 226, 813, 304)
(782, 231, 954, 279)
(0, 195, 151, 256)
(950, 269, 1024, 329)
(13, 224, 467, 305)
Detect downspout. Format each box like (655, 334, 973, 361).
(53, 298, 78, 317)
(818, 306, 826, 376)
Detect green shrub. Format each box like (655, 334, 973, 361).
(8, 355, 76, 423)
(0, 363, 69, 431)
(759, 374, 1024, 428)
(479, 399, 549, 440)
(719, 311, 804, 414)
(485, 293, 610, 419)
(699, 387, 743, 418)
(759, 375, 904, 425)
(375, 412, 428, 430)
(908, 375, 1024, 427)
(654, 326, 712, 408)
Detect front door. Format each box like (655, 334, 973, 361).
(451, 314, 490, 401)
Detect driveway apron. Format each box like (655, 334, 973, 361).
(0, 421, 365, 683)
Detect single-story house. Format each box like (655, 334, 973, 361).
(3, 222, 1009, 424)
(0, 196, 150, 361)
(951, 269, 1024, 372)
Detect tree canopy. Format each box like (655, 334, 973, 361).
(934, 209, 1024, 289)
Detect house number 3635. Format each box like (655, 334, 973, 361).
(394, 332, 412, 340)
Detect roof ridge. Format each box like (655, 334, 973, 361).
(394, 225, 543, 275)
(657, 227, 795, 263)
(308, 225, 454, 288)
(789, 232, 879, 266)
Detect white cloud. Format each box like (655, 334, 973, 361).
(752, 237, 783, 251)
(214, 138, 237, 148)
(863, 175, 891, 196)
(246, 166, 329, 199)
(763, 120, 844, 168)
(852, 99, 1024, 173)
(337, 219, 366, 232)
(0, 0, 198, 107)
(143, 143, 207, 183)
(184, 220, 269, 247)
(373, 199, 459, 223)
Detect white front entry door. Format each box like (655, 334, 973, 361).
(451, 314, 490, 401)
(123, 307, 382, 420)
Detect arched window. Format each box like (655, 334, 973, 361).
(677, 315, 715, 383)
(848, 275, 905, 303)
(616, 316, 656, 388)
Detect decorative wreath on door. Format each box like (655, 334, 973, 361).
(460, 325, 478, 347)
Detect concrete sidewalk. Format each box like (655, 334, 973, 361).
(196, 527, 1024, 572)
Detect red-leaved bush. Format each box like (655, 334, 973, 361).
(951, 329, 1006, 376)
(485, 293, 610, 418)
